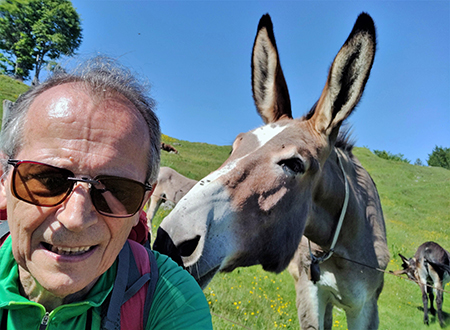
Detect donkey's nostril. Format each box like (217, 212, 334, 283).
(153, 227, 184, 267)
(178, 235, 201, 257)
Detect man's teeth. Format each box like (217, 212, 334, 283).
(50, 245, 92, 255)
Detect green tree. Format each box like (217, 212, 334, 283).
(0, 0, 35, 80)
(427, 146, 450, 170)
(373, 149, 410, 164)
(0, 0, 82, 82)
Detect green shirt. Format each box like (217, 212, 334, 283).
(0, 236, 212, 329)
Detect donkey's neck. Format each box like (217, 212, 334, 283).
(303, 148, 365, 251)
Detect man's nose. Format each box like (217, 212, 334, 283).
(56, 183, 98, 232)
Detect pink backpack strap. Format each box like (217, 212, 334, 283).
(104, 239, 158, 330)
(120, 240, 151, 330)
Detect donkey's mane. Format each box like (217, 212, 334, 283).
(335, 129, 355, 153)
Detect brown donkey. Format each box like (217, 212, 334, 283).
(154, 13, 389, 329)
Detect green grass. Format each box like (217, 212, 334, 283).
(152, 137, 450, 330)
(160, 134, 232, 181)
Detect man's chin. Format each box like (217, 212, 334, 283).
(20, 258, 102, 302)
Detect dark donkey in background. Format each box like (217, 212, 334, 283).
(395, 241, 450, 327)
(154, 13, 389, 329)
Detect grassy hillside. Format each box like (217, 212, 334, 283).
(155, 135, 450, 330)
(3, 74, 450, 329)
(160, 134, 232, 181)
(0, 75, 29, 103)
(0, 75, 29, 126)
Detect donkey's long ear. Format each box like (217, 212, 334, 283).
(310, 13, 376, 141)
(398, 253, 411, 268)
(252, 14, 292, 124)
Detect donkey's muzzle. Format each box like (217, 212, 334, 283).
(153, 227, 184, 268)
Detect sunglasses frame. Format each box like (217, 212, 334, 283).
(7, 159, 153, 218)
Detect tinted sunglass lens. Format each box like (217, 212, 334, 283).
(13, 162, 73, 206)
(91, 176, 146, 217)
(10, 161, 147, 217)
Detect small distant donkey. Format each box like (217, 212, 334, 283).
(146, 167, 197, 224)
(394, 241, 450, 327)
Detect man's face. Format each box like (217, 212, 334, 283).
(0, 83, 151, 298)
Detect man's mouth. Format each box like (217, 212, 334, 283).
(42, 243, 94, 256)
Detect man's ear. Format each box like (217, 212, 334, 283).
(135, 183, 156, 226)
(149, 182, 157, 197)
(143, 183, 156, 205)
(0, 156, 8, 210)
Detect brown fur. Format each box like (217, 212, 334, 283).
(161, 142, 178, 154)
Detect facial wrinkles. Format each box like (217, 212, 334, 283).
(27, 95, 147, 180)
(60, 103, 120, 171)
(81, 98, 149, 178)
(6, 188, 48, 271)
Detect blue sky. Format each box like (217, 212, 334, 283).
(66, 0, 449, 164)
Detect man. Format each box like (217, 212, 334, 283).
(0, 57, 212, 329)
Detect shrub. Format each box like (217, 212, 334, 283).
(427, 146, 450, 170)
(373, 150, 410, 164)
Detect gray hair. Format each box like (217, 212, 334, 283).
(0, 56, 161, 184)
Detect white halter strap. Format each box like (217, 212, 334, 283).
(309, 148, 349, 264)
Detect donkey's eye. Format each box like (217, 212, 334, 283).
(278, 158, 305, 174)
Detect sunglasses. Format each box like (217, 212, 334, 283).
(7, 159, 152, 218)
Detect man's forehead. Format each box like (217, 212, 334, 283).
(13, 82, 151, 178)
(21, 82, 150, 157)
(25, 82, 145, 128)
